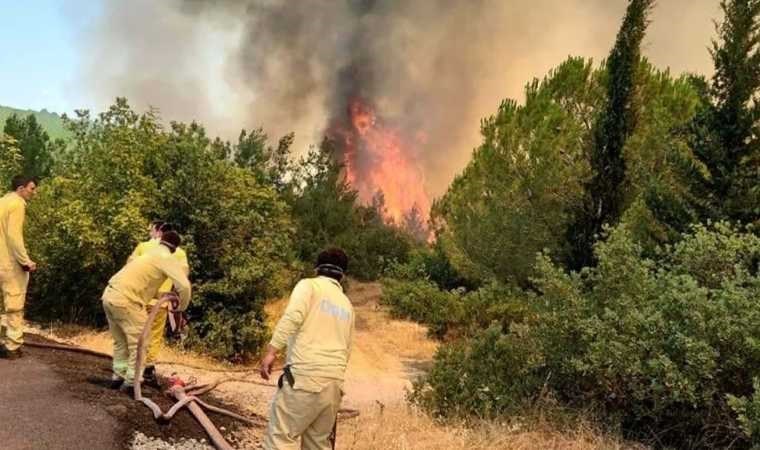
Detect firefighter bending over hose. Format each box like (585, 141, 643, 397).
(102, 230, 191, 394)
(259, 247, 355, 450)
(127, 221, 190, 387)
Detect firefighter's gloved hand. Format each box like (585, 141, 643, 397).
(168, 310, 189, 341)
(172, 311, 188, 330)
(160, 292, 180, 311)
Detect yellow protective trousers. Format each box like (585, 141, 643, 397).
(0, 266, 29, 351)
(146, 305, 168, 364)
(102, 290, 147, 384)
(264, 379, 342, 450)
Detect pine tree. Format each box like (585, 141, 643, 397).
(402, 204, 428, 243)
(3, 113, 56, 179)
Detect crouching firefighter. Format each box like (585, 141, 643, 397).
(101, 230, 191, 394)
(259, 248, 355, 450)
(127, 221, 190, 388)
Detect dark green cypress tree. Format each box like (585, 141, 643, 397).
(567, 0, 655, 270)
(688, 0, 760, 224)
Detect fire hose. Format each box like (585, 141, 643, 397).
(24, 296, 361, 449)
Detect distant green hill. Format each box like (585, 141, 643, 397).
(0, 105, 70, 140)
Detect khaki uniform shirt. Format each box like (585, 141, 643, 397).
(0, 192, 32, 270)
(270, 276, 355, 386)
(128, 238, 189, 295)
(106, 245, 191, 310)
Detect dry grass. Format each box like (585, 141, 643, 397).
(263, 295, 289, 329)
(337, 403, 645, 450)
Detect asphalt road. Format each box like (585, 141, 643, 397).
(0, 351, 120, 450)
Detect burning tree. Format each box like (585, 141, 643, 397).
(327, 96, 431, 230)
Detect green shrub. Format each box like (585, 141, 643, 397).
(26, 99, 295, 359)
(335, 210, 412, 281)
(729, 379, 760, 446)
(414, 222, 760, 448)
(462, 282, 534, 333)
(385, 244, 477, 291)
(381, 278, 531, 339)
(409, 325, 544, 418)
(380, 278, 462, 338)
(0, 133, 23, 186)
(186, 306, 271, 362)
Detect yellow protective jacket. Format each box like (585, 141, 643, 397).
(0, 192, 32, 270)
(128, 239, 189, 295)
(106, 244, 191, 310)
(270, 276, 355, 381)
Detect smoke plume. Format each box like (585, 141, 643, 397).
(76, 0, 721, 199)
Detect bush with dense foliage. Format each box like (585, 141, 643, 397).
(385, 244, 476, 291)
(0, 133, 23, 186)
(26, 99, 295, 359)
(381, 278, 462, 338)
(412, 223, 760, 448)
(382, 276, 531, 339)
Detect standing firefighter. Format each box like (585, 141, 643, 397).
(0, 176, 37, 359)
(260, 248, 355, 450)
(102, 230, 191, 393)
(128, 221, 190, 387)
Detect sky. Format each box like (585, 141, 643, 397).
(0, 1, 101, 114)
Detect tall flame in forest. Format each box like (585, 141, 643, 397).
(328, 97, 431, 228)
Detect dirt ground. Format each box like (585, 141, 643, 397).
(0, 334, 245, 450)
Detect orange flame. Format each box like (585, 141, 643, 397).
(329, 98, 431, 226)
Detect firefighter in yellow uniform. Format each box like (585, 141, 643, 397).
(0, 176, 38, 359)
(102, 231, 191, 391)
(127, 222, 189, 386)
(259, 248, 354, 450)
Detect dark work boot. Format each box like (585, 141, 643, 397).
(119, 383, 136, 398)
(0, 346, 22, 360)
(143, 365, 161, 389)
(109, 376, 125, 390)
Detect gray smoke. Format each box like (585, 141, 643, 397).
(76, 0, 721, 196)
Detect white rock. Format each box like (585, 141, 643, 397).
(129, 431, 215, 450)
